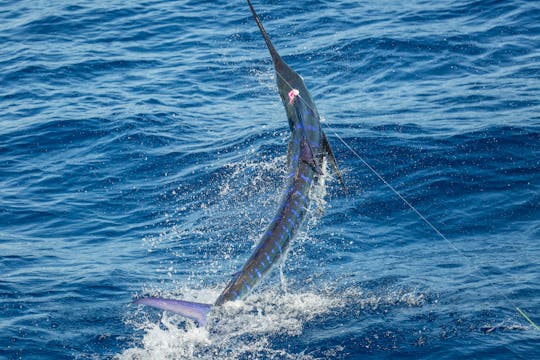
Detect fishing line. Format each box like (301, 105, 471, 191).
(326, 127, 539, 332)
(270, 67, 539, 332)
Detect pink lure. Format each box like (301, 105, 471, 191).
(288, 88, 299, 104)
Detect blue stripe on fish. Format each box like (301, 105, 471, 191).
(296, 190, 308, 203)
(300, 173, 311, 183)
(274, 240, 282, 254)
(281, 224, 291, 237)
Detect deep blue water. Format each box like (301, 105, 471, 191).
(1, 0, 539, 358)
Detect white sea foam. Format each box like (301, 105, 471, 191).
(119, 284, 430, 359)
(118, 288, 342, 360)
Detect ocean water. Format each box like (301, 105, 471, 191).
(1, 0, 539, 358)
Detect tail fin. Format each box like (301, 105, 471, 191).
(135, 297, 212, 327)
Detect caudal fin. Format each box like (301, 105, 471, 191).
(134, 297, 212, 327)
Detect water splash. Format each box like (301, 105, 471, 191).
(122, 153, 438, 359)
(121, 283, 436, 359)
(120, 288, 341, 360)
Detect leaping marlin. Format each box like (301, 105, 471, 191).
(135, 0, 344, 326)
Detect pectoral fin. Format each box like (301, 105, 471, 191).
(322, 132, 347, 193)
(300, 139, 324, 175)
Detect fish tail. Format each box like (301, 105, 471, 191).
(134, 297, 212, 327)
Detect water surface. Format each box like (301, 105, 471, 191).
(1, 0, 539, 358)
